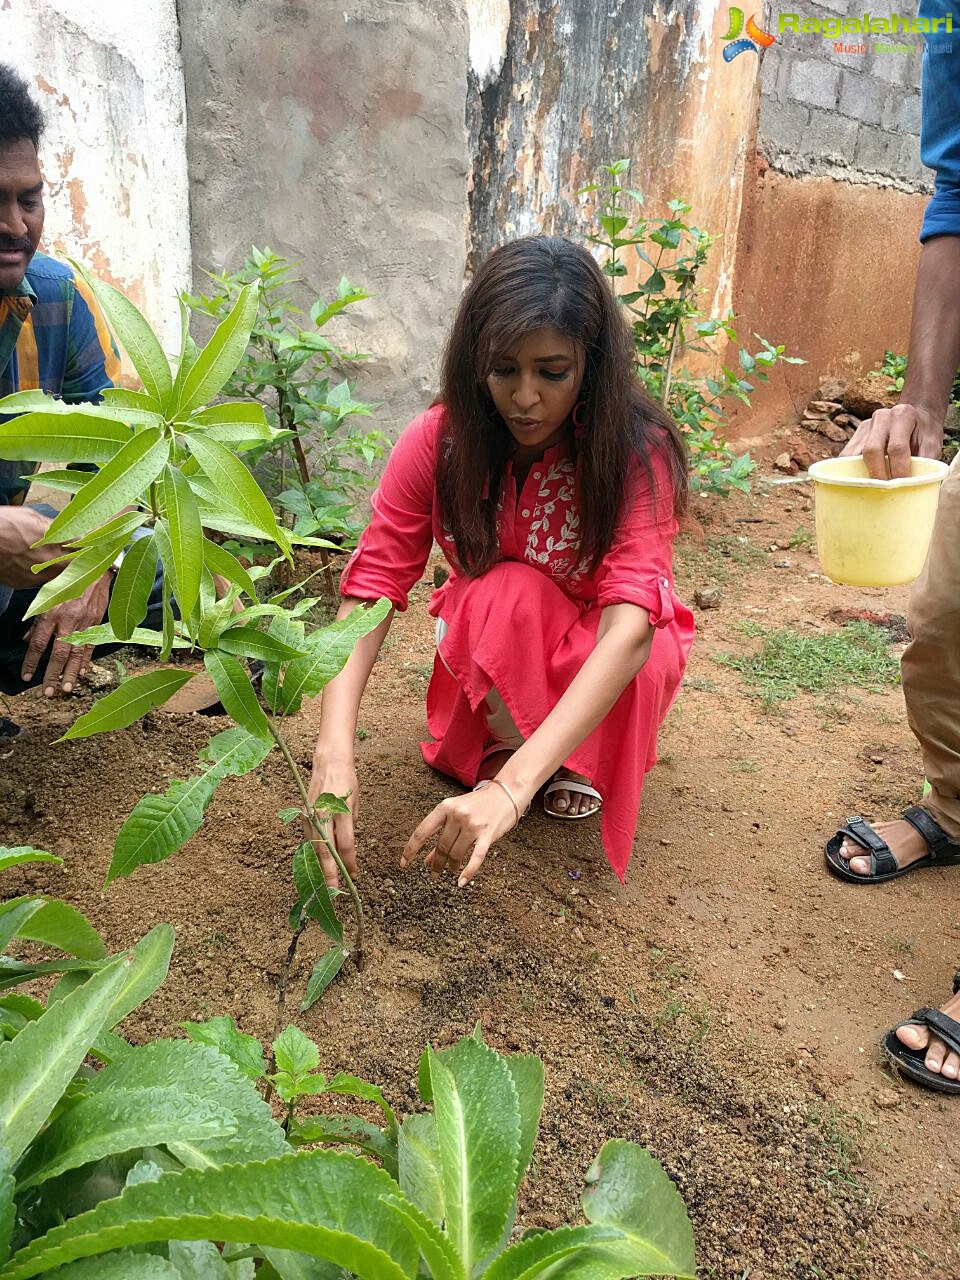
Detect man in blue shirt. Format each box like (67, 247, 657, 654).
(825, 4, 960, 1092)
(0, 64, 133, 721)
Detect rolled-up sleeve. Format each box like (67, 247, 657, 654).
(339, 409, 439, 611)
(593, 447, 680, 628)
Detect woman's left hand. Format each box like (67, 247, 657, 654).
(400, 783, 521, 887)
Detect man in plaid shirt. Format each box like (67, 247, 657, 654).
(0, 64, 127, 723)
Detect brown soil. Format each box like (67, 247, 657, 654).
(3, 474, 960, 1279)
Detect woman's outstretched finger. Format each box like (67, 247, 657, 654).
(457, 837, 493, 887)
(400, 806, 446, 869)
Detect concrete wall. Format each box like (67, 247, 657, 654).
(732, 9, 932, 432)
(177, 0, 471, 437)
(467, 1, 756, 326)
(6, 0, 191, 354)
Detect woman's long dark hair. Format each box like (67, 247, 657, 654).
(437, 235, 688, 577)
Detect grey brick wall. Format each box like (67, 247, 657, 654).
(757, 2, 934, 192)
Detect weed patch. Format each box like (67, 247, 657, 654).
(714, 621, 900, 709)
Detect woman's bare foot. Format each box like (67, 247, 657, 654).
(840, 816, 934, 877)
(895, 988, 960, 1082)
(544, 766, 600, 817)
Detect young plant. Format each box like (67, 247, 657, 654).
(183, 247, 388, 591)
(0, 271, 389, 1010)
(580, 161, 805, 495)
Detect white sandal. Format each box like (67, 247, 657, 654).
(543, 778, 602, 820)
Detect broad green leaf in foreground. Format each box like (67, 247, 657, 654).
(201, 537, 258, 602)
(60, 668, 196, 742)
(14, 1085, 237, 1190)
(273, 1025, 320, 1078)
(427, 1038, 521, 1275)
(0, 849, 62, 874)
(187, 433, 285, 548)
(0, 951, 132, 1163)
(107, 729, 273, 883)
(581, 1139, 697, 1278)
(43, 1253, 181, 1279)
(0, 896, 104, 959)
(24, 533, 130, 621)
(291, 844, 343, 943)
(1, 1150, 419, 1280)
(43, 426, 169, 545)
(159, 465, 203, 621)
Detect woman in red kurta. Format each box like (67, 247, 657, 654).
(308, 236, 693, 886)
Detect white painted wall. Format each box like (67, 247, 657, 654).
(4, 0, 191, 355)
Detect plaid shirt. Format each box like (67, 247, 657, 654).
(0, 251, 120, 505)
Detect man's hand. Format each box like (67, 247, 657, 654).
(21, 570, 112, 695)
(0, 507, 65, 587)
(842, 402, 944, 479)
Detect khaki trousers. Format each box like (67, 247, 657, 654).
(903, 451, 960, 838)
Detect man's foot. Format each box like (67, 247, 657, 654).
(894, 987, 960, 1082)
(839, 817, 931, 877)
(544, 766, 601, 818)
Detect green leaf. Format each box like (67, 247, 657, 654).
(107, 730, 272, 883)
(88, 1038, 286, 1169)
(43, 427, 170, 545)
(172, 295, 200, 408)
(203, 651, 270, 739)
(160, 465, 203, 621)
(503, 1055, 544, 1195)
(273, 1026, 320, 1078)
(484, 1224, 627, 1280)
(177, 282, 261, 416)
(0, 901, 44, 956)
(67, 509, 149, 549)
(0, 1137, 13, 1265)
(1, 1150, 418, 1280)
(259, 1247, 345, 1280)
(186, 433, 284, 546)
(292, 844, 343, 943)
(381, 1194, 463, 1280)
(180, 1016, 266, 1082)
(15, 1086, 238, 1190)
(109, 534, 160, 642)
(169, 1240, 234, 1280)
(60, 668, 196, 741)
(0, 848, 61, 874)
(0, 896, 104, 959)
(47, 1253, 181, 1278)
(216, 625, 307, 664)
(23, 532, 129, 621)
(201, 539, 258, 602)
(428, 1039, 521, 1274)
(0, 413, 132, 463)
(581, 1140, 696, 1277)
(300, 947, 348, 1011)
(65, 623, 189, 650)
(279, 600, 390, 713)
(323, 1074, 396, 1130)
(0, 950, 132, 1162)
(398, 1113, 444, 1226)
(278, 808, 301, 824)
(20, 468, 90, 494)
(69, 260, 173, 406)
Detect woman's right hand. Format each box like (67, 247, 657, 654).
(305, 750, 360, 889)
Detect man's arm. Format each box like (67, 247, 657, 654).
(0, 506, 63, 587)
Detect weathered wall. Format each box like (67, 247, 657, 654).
(5, 0, 191, 353)
(467, 1, 756, 326)
(733, 7, 932, 432)
(177, 0, 471, 436)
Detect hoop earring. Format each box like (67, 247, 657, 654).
(571, 401, 587, 430)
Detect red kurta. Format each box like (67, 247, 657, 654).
(340, 405, 694, 880)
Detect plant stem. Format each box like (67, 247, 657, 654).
(267, 718, 364, 964)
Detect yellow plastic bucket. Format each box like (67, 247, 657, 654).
(809, 455, 949, 587)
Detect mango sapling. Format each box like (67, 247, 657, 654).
(0, 268, 388, 1007)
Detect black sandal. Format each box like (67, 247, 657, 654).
(824, 805, 960, 884)
(882, 971, 960, 1094)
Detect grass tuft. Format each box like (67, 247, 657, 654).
(713, 621, 900, 709)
